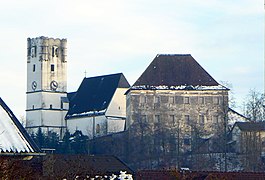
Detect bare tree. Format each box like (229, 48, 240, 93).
(243, 89, 265, 122)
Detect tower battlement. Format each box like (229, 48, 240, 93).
(27, 36, 67, 62)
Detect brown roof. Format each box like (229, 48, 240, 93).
(132, 54, 221, 90)
(43, 154, 133, 177)
(235, 121, 265, 131)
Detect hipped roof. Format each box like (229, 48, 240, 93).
(130, 54, 226, 90)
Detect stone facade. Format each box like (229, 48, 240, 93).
(126, 89, 229, 137)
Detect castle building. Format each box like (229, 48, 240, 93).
(25, 37, 68, 136)
(126, 54, 229, 138)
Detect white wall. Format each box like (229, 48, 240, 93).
(106, 88, 127, 118)
(67, 115, 107, 138)
(107, 118, 125, 133)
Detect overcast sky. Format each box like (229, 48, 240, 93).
(0, 0, 263, 119)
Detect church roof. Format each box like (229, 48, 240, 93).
(66, 73, 130, 118)
(0, 98, 40, 154)
(130, 54, 226, 91)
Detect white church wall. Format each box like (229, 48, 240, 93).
(105, 88, 127, 118)
(42, 110, 67, 127)
(107, 118, 125, 134)
(67, 115, 107, 138)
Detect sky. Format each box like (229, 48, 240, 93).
(0, 0, 263, 119)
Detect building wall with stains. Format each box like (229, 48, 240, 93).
(126, 89, 229, 136)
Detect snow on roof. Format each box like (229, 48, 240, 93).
(0, 98, 40, 154)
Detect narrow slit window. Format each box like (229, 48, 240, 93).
(33, 64, 36, 72)
(51, 64, 55, 72)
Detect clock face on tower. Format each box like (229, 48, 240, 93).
(50, 80, 58, 90)
(32, 81, 37, 90)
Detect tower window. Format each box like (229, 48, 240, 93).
(50, 104, 52, 109)
(51, 64, 55, 72)
(52, 46, 59, 57)
(33, 64, 36, 72)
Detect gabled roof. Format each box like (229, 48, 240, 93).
(130, 54, 226, 90)
(0, 98, 40, 154)
(234, 121, 265, 132)
(67, 73, 130, 118)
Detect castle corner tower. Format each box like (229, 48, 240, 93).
(26, 36, 68, 136)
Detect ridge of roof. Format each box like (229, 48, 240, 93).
(130, 54, 223, 90)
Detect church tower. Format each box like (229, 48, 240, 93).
(26, 36, 69, 136)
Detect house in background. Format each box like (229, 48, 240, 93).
(231, 121, 265, 154)
(66, 73, 130, 138)
(227, 108, 249, 130)
(0, 97, 40, 156)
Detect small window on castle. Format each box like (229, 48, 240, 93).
(184, 97, 189, 104)
(154, 115, 160, 123)
(142, 115, 147, 123)
(184, 138, 191, 145)
(169, 96, 175, 104)
(33, 64, 36, 72)
(170, 115, 175, 125)
(154, 96, 160, 104)
(199, 115, 204, 125)
(185, 115, 190, 124)
(199, 97, 204, 104)
(51, 64, 55, 72)
(96, 124, 100, 133)
(213, 97, 219, 105)
(213, 115, 219, 124)
(140, 96, 147, 104)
